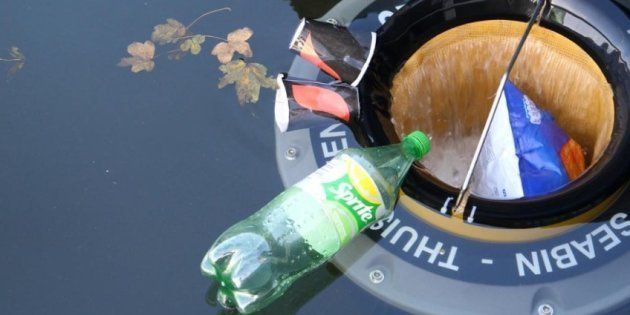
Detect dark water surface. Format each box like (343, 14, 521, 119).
(0, 0, 404, 314)
(3, 0, 630, 314)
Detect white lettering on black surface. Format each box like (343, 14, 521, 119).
(516, 212, 629, 277)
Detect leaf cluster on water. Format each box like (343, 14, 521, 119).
(117, 7, 276, 104)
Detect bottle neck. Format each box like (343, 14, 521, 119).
(365, 142, 417, 192)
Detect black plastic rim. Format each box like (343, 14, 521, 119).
(356, 0, 630, 228)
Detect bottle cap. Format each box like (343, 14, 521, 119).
(402, 131, 431, 160)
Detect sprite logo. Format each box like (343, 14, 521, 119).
(323, 174, 380, 230)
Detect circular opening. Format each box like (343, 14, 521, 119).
(389, 20, 615, 197)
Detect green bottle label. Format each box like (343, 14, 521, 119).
(294, 154, 386, 250)
(322, 175, 379, 230)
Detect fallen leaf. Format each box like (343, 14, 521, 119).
(127, 41, 155, 59)
(118, 41, 155, 73)
(211, 27, 253, 64)
(180, 35, 205, 55)
(9, 46, 25, 60)
(218, 59, 277, 104)
(4, 46, 25, 78)
(151, 18, 187, 45)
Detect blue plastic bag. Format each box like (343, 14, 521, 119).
(473, 82, 585, 199)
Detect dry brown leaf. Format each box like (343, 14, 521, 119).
(118, 41, 156, 73)
(211, 27, 253, 64)
(127, 41, 155, 60)
(6, 46, 25, 78)
(227, 27, 253, 43)
(151, 19, 187, 45)
(180, 35, 206, 55)
(9, 46, 25, 60)
(218, 59, 277, 104)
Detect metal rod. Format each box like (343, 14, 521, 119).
(452, 0, 547, 217)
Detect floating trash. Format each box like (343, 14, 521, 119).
(472, 81, 586, 199)
(275, 74, 359, 133)
(289, 19, 376, 86)
(201, 132, 430, 313)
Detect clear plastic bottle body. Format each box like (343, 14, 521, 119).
(201, 138, 424, 313)
(202, 187, 338, 313)
(343, 145, 417, 210)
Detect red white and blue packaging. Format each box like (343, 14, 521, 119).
(275, 74, 359, 133)
(473, 81, 586, 200)
(289, 19, 376, 86)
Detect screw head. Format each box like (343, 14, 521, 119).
(369, 269, 385, 284)
(538, 304, 554, 315)
(326, 18, 339, 26)
(285, 147, 298, 160)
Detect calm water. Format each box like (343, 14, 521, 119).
(3, 0, 630, 314)
(0, 0, 406, 314)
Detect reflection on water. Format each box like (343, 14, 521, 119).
(206, 263, 342, 315)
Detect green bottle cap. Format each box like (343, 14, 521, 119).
(402, 131, 431, 160)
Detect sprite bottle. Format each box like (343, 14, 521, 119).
(201, 131, 431, 313)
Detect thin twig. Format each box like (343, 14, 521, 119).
(176, 34, 227, 42)
(186, 7, 231, 30)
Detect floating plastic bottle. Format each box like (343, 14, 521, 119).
(200, 131, 430, 313)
